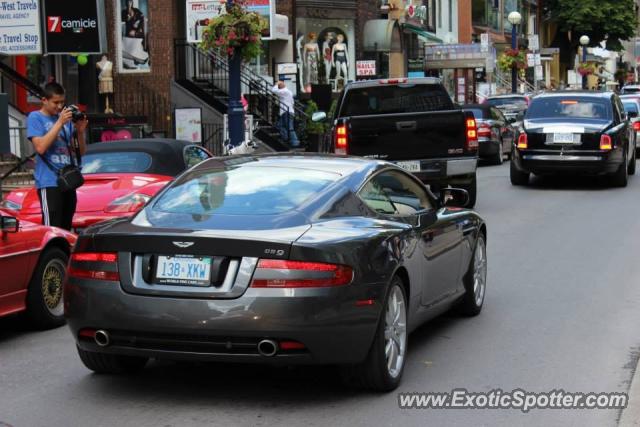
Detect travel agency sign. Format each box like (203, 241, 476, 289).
(0, 0, 42, 55)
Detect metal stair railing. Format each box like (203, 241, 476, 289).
(174, 40, 308, 149)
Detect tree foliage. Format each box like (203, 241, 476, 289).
(546, 0, 637, 51)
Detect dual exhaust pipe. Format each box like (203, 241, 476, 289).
(93, 330, 280, 357)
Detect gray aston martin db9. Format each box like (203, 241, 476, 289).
(64, 154, 487, 391)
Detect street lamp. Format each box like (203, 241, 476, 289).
(507, 11, 522, 94)
(580, 35, 590, 90)
(226, 0, 244, 148)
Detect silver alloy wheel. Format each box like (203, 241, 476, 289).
(42, 258, 66, 317)
(384, 285, 407, 378)
(473, 237, 487, 307)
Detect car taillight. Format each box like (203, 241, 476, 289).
(335, 124, 348, 155)
(477, 123, 492, 138)
(68, 252, 119, 281)
(600, 134, 613, 150)
(465, 117, 478, 151)
(633, 122, 640, 131)
(104, 193, 151, 213)
(517, 133, 528, 149)
(250, 259, 353, 288)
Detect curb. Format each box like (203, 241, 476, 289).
(620, 356, 640, 426)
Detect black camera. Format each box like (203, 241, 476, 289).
(67, 104, 86, 122)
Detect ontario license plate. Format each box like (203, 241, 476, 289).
(396, 161, 421, 172)
(553, 133, 575, 143)
(155, 255, 212, 286)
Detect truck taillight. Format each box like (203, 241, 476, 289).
(477, 123, 492, 138)
(465, 118, 478, 151)
(600, 134, 613, 150)
(335, 124, 348, 155)
(250, 259, 353, 288)
(379, 78, 408, 84)
(517, 133, 528, 149)
(68, 252, 119, 282)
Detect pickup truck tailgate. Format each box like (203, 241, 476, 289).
(347, 111, 468, 161)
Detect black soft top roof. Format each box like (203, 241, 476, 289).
(85, 139, 195, 176)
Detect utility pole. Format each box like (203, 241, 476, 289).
(227, 0, 245, 147)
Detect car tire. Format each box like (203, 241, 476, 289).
(494, 141, 504, 165)
(341, 276, 407, 392)
(628, 146, 636, 175)
(457, 233, 487, 317)
(611, 150, 629, 187)
(510, 160, 529, 186)
(26, 247, 68, 330)
(77, 346, 148, 374)
(459, 175, 477, 208)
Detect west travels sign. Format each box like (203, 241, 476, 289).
(0, 0, 42, 55)
(43, 0, 106, 54)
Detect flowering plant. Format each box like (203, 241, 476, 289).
(200, 0, 267, 62)
(497, 48, 529, 73)
(577, 63, 597, 77)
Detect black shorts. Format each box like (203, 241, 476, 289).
(37, 186, 77, 231)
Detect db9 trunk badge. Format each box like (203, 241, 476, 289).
(173, 241, 195, 248)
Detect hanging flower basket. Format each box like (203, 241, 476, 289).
(577, 63, 597, 77)
(497, 48, 529, 73)
(200, 1, 267, 62)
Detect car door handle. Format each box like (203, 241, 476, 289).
(397, 121, 417, 131)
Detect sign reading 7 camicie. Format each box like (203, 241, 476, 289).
(0, 0, 42, 55)
(43, 0, 105, 54)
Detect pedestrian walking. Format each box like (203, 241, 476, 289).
(271, 81, 300, 148)
(27, 82, 88, 230)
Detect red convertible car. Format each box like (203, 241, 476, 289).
(0, 208, 76, 328)
(1, 139, 212, 231)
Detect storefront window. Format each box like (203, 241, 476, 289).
(248, 44, 270, 78)
(297, 18, 355, 92)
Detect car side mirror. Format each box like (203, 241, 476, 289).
(312, 112, 327, 122)
(439, 188, 470, 208)
(1, 215, 19, 233)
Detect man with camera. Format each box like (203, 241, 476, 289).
(27, 82, 88, 231)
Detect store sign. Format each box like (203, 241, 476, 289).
(277, 62, 297, 75)
(0, 0, 42, 55)
(185, 0, 224, 44)
(356, 60, 376, 76)
(175, 108, 202, 144)
(43, 0, 105, 54)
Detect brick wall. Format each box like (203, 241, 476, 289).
(355, 0, 381, 60)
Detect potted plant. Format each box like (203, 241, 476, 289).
(497, 48, 528, 74)
(304, 100, 326, 152)
(577, 63, 597, 77)
(200, 1, 267, 62)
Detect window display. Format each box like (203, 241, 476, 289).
(297, 18, 355, 92)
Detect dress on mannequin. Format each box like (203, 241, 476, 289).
(322, 32, 334, 82)
(303, 33, 320, 89)
(96, 55, 114, 114)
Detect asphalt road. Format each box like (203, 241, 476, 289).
(2, 161, 640, 427)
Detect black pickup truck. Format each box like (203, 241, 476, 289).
(319, 78, 479, 207)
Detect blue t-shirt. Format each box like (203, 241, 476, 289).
(27, 111, 74, 189)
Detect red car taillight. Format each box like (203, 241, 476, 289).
(68, 252, 119, 281)
(335, 124, 348, 155)
(517, 133, 528, 149)
(465, 117, 478, 151)
(633, 122, 640, 131)
(600, 134, 613, 150)
(250, 259, 353, 288)
(477, 123, 492, 138)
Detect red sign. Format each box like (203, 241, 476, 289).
(47, 16, 62, 33)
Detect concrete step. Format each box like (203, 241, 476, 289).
(0, 161, 20, 175)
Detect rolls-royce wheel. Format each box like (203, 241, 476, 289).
(611, 150, 629, 187)
(510, 160, 529, 186)
(342, 275, 407, 392)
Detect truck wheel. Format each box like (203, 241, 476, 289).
(510, 160, 529, 186)
(459, 176, 477, 208)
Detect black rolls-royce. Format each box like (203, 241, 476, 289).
(510, 92, 636, 187)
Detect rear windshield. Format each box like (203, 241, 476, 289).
(465, 108, 486, 119)
(152, 166, 339, 215)
(623, 102, 639, 113)
(82, 152, 152, 174)
(526, 97, 612, 120)
(340, 84, 454, 116)
(486, 97, 527, 107)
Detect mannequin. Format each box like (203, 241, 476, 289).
(96, 55, 114, 113)
(303, 32, 320, 90)
(322, 32, 334, 82)
(296, 32, 305, 89)
(332, 34, 348, 81)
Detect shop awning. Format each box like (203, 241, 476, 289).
(363, 19, 402, 52)
(402, 23, 443, 45)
